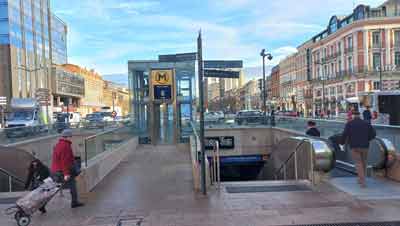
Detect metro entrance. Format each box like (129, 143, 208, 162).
(128, 53, 197, 145)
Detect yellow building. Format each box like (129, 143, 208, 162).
(103, 81, 130, 117)
(62, 64, 104, 116)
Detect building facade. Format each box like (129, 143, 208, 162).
(62, 64, 104, 116)
(103, 81, 130, 117)
(270, 65, 280, 103)
(0, 0, 67, 100)
(274, 0, 400, 116)
(278, 53, 297, 111)
(51, 65, 84, 112)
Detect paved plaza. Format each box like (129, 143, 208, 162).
(2, 145, 400, 226)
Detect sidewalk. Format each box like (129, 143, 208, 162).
(1, 144, 400, 226)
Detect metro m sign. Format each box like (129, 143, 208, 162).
(151, 69, 173, 86)
(151, 69, 174, 101)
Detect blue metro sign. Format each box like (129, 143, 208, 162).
(154, 85, 172, 100)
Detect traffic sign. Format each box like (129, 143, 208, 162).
(204, 69, 240, 78)
(112, 111, 117, 118)
(151, 69, 174, 101)
(0, 96, 7, 106)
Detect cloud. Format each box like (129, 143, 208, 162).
(54, 0, 389, 75)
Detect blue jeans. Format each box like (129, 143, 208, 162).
(66, 177, 79, 205)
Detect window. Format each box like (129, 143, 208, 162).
(372, 31, 381, 48)
(395, 30, 400, 47)
(330, 46, 334, 57)
(331, 63, 335, 77)
(337, 85, 343, 94)
(373, 81, 380, 90)
(373, 53, 381, 70)
(330, 87, 335, 95)
(323, 48, 327, 58)
(347, 36, 353, 49)
(338, 60, 342, 73)
(338, 42, 342, 54)
(348, 56, 353, 72)
(395, 52, 400, 67)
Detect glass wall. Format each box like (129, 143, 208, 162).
(51, 14, 67, 64)
(128, 56, 197, 143)
(0, 0, 9, 44)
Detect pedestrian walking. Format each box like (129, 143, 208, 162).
(362, 106, 372, 124)
(24, 159, 50, 214)
(347, 106, 354, 122)
(342, 110, 376, 188)
(306, 121, 320, 137)
(51, 129, 84, 208)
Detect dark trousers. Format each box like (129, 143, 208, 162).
(66, 177, 79, 205)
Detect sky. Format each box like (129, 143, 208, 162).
(52, 0, 382, 80)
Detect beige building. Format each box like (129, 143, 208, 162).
(278, 53, 297, 111)
(103, 81, 130, 117)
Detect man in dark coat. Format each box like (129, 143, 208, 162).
(342, 110, 376, 188)
(306, 121, 321, 137)
(362, 106, 372, 124)
(25, 159, 50, 213)
(51, 129, 84, 208)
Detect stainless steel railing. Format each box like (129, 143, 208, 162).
(272, 137, 335, 184)
(209, 140, 221, 188)
(0, 168, 25, 192)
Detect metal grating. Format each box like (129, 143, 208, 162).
(0, 197, 18, 204)
(225, 184, 311, 193)
(281, 222, 400, 226)
(117, 217, 144, 226)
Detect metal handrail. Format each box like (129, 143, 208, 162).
(210, 141, 221, 188)
(0, 168, 25, 192)
(273, 139, 308, 180)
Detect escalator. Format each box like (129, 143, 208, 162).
(327, 135, 397, 178)
(0, 145, 35, 192)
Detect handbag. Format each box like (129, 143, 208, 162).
(70, 156, 82, 177)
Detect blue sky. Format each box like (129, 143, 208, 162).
(53, 0, 381, 78)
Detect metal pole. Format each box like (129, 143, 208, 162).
(198, 31, 206, 195)
(216, 141, 220, 188)
(294, 150, 298, 180)
(322, 79, 325, 115)
(8, 175, 12, 192)
(380, 28, 384, 91)
(262, 55, 266, 121)
(0, 106, 4, 129)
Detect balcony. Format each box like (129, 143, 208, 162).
(371, 43, 383, 50)
(344, 47, 353, 54)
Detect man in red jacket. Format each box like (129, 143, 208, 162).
(51, 129, 84, 208)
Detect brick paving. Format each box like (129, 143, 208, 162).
(2, 144, 400, 226)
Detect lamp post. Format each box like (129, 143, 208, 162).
(314, 61, 327, 116)
(260, 49, 273, 122)
(380, 28, 384, 91)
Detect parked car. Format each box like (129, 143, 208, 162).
(276, 111, 298, 117)
(204, 111, 225, 123)
(84, 113, 105, 129)
(234, 110, 264, 125)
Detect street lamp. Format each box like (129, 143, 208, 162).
(260, 49, 273, 121)
(379, 28, 384, 91)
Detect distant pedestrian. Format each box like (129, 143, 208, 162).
(342, 110, 376, 188)
(327, 109, 331, 119)
(51, 129, 84, 208)
(25, 159, 50, 214)
(363, 106, 372, 124)
(347, 107, 354, 122)
(306, 121, 320, 137)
